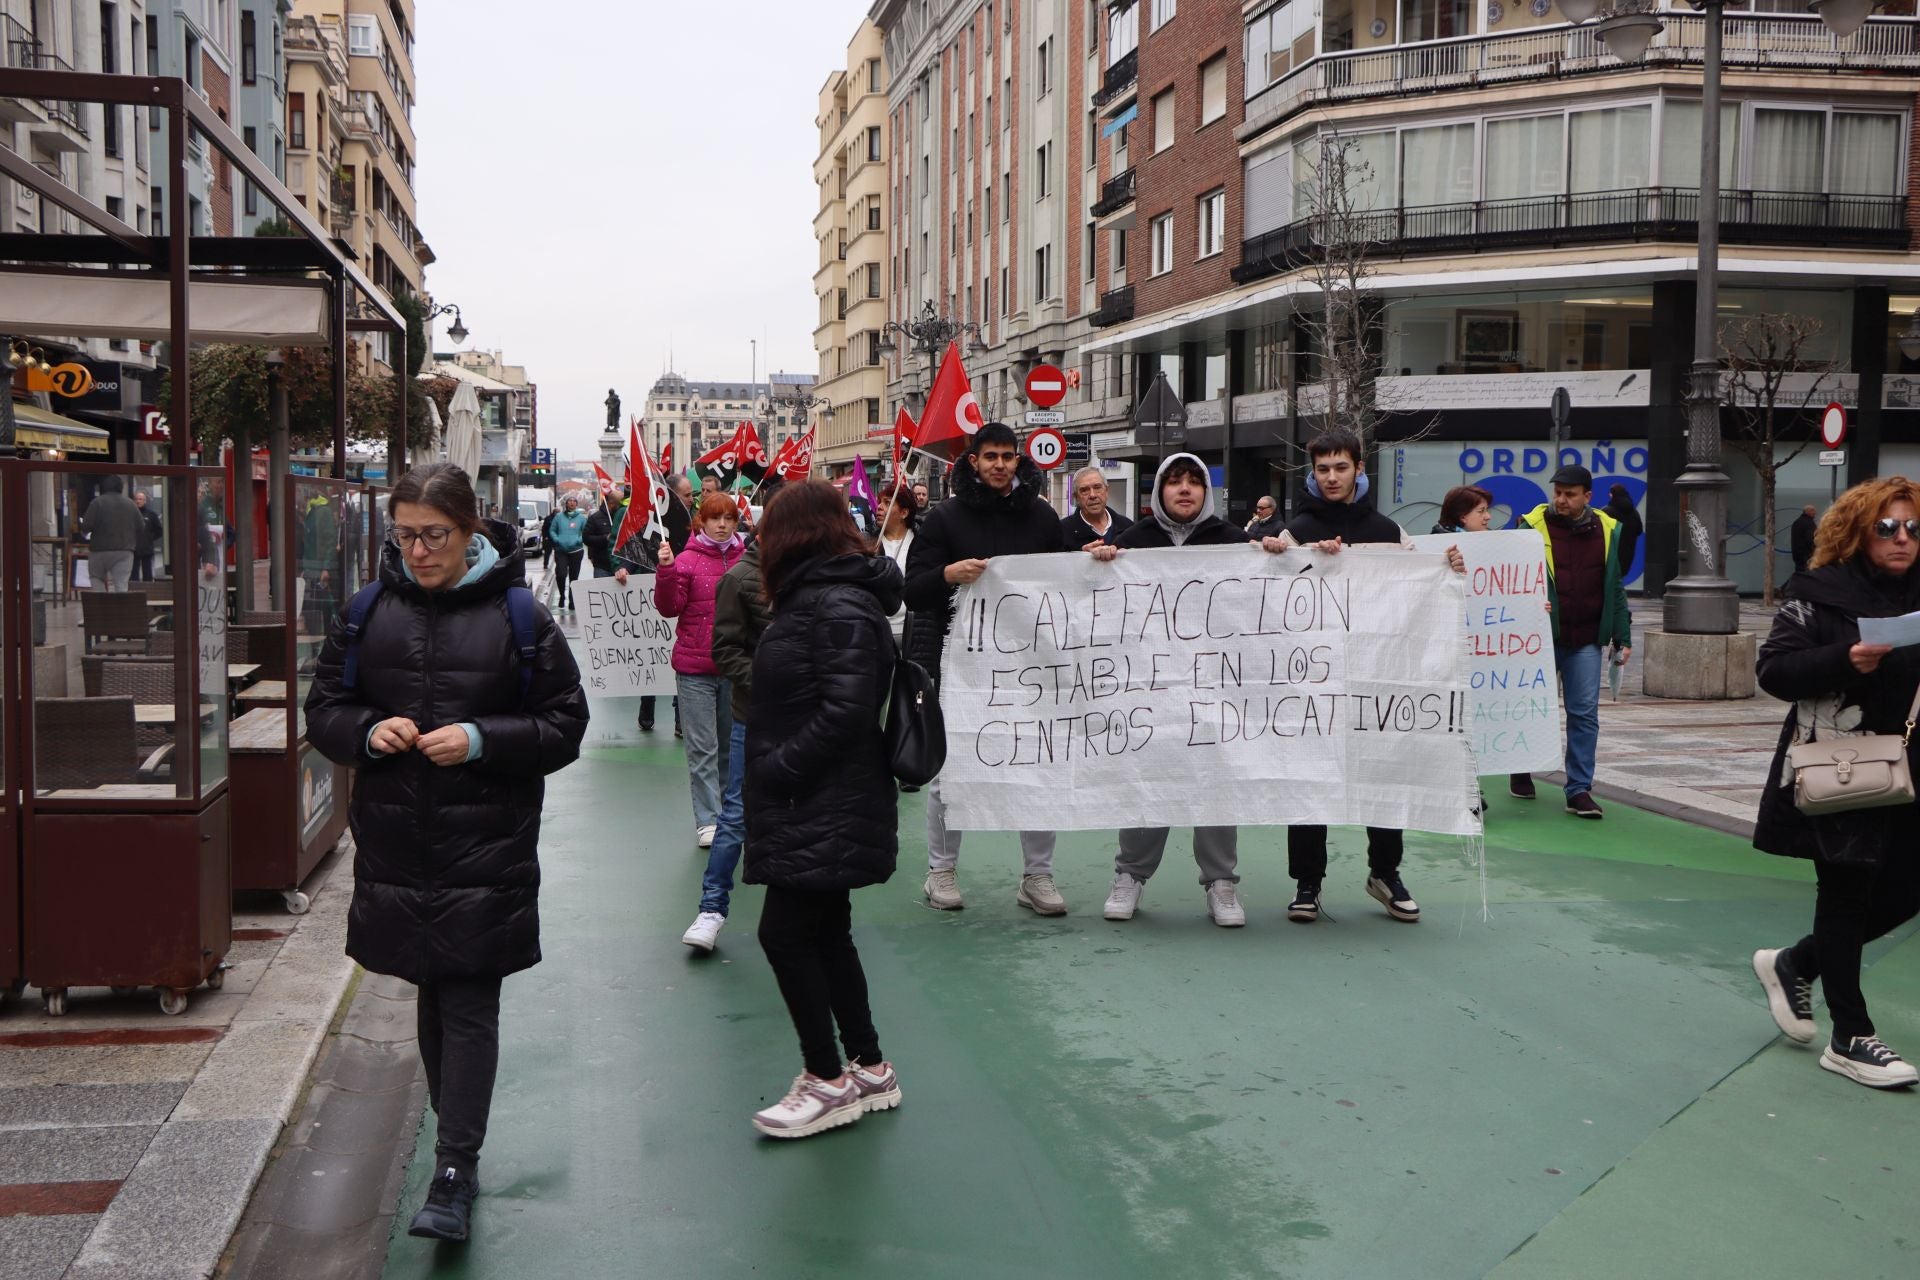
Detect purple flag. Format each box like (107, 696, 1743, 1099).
(848, 456, 878, 510)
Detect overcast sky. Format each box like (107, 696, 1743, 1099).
(414, 1, 870, 460)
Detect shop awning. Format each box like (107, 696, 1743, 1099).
(0, 271, 332, 346)
(10, 400, 112, 455)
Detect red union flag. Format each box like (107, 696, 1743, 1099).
(592, 463, 617, 497)
(912, 341, 983, 450)
(617, 423, 667, 546)
(889, 406, 916, 478)
(772, 425, 817, 481)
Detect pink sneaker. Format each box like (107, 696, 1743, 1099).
(751, 1074, 863, 1139)
(846, 1061, 902, 1113)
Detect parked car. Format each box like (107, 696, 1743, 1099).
(517, 496, 551, 558)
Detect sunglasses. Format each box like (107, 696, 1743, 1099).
(1873, 518, 1920, 541)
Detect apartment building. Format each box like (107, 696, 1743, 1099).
(813, 19, 891, 474)
(234, 1, 289, 234)
(1077, 0, 1920, 593)
(289, 0, 426, 372)
(873, 0, 1140, 508)
(643, 371, 818, 479)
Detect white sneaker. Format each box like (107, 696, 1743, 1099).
(751, 1074, 864, 1138)
(1103, 872, 1144, 921)
(1017, 874, 1068, 916)
(1206, 879, 1246, 928)
(1820, 1035, 1920, 1089)
(845, 1061, 902, 1113)
(681, 911, 725, 952)
(924, 869, 963, 910)
(697, 824, 716, 848)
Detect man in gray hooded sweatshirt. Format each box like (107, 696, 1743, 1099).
(1087, 453, 1252, 927)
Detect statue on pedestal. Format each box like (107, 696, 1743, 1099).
(605, 388, 621, 430)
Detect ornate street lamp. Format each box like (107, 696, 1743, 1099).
(1559, 0, 1885, 634)
(877, 298, 988, 366)
(426, 302, 468, 346)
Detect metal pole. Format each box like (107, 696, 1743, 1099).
(268, 363, 288, 611)
(1661, 0, 1740, 636)
(389, 321, 407, 484)
(167, 103, 191, 469)
(330, 274, 347, 478)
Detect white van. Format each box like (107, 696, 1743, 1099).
(517, 495, 552, 557)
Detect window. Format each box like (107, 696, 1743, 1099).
(1037, 38, 1052, 97)
(1036, 142, 1051, 198)
(1109, 1, 1139, 65)
(1569, 105, 1651, 204)
(1659, 102, 1739, 191)
(1485, 115, 1564, 202)
(1401, 122, 1476, 208)
(1113, 226, 1128, 271)
(1035, 244, 1053, 302)
(146, 16, 159, 130)
(869, 198, 882, 231)
(1153, 88, 1175, 153)
(1002, 170, 1011, 218)
(869, 57, 883, 93)
(1200, 55, 1227, 126)
(1244, 0, 1314, 101)
(968, 110, 975, 157)
(347, 14, 378, 57)
(1152, 0, 1178, 29)
(241, 10, 256, 84)
(1243, 143, 1291, 237)
(1401, 0, 1473, 43)
(1087, 108, 1099, 167)
(867, 126, 882, 162)
(288, 92, 305, 149)
(1085, 221, 1098, 281)
(1197, 188, 1225, 257)
(243, 126, 257, 216)
(1150, 212, 1174, 275)
(985, 184, 993, 226)
(1090, 0, 1101, 51)
(100, 4, 120, 157)
(1832, 111, 1902, 195)
(1001, 265, 1010, 314)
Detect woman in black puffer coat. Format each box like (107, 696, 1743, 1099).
(742, 480, 904, 1140)
(306, 464, 587, 1240)
(1751, 475, 1920, 1092)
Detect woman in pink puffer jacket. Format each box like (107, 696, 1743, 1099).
(655, 492, 745, 847)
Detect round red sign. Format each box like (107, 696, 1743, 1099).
(1024, 363, 1067, 409)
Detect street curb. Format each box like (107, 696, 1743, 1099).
(1529, 770, 1757, 841)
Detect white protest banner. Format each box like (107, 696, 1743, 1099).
(575, 576, 677, 696)
(937, 546, 1479, 834)
(1408, 530, 1563, 775)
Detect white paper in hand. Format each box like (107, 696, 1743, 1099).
(1857, 610, 1920, 648)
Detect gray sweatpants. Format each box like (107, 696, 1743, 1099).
(925, 774, 1055, 876)
(1117, 826, 1239, 885)
(90, 549, 135, 592)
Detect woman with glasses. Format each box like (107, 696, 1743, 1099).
(547, 493, 589, 610)
(306, 464, 588, 1240)
(1753, 477, 1920, 1090)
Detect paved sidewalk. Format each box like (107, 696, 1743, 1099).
(0, 845, 357, 1280)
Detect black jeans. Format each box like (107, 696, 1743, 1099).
(1786, 855, 1920, 1041)
(757, 885, 882, 1080)
(556, 548, 584, 607)
(133, 550, 153, 581)
(416, 975, 504, 1178)
(1287, 826, 1404, 883)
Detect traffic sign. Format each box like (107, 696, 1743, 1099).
(1063, 431, 1092, 468)
(1819, 402, 1848, 448)
(1023, 409, 1066, 425)
(1025, 426, 1068, 470)
(1025, 363, 1067, 409)
(1819, 449, 1846, 467)
(1133, 372, 1186, 448)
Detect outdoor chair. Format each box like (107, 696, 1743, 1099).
(32, 696, 168, 792)
(82, 653, 169, 697)
(79, 590, 156, 656)
(101, 661, 179, 754)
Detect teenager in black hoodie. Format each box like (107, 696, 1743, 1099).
(1262, 431, 1446, 927)
(1088, 453, 1250, 927)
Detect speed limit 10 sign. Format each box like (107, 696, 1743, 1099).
(1025, 426, 1067, 470)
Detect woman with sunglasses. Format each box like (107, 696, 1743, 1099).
(1753, 477, 1920, 1090)
(306, 464, 589, 1239)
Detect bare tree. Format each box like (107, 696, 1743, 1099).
(1720, 312, 1838, 607)
(1297, 132, 1390, 449)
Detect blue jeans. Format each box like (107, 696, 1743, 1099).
(677, 672, 732, 829)
(1556, 643, 1603, 798)
(700, 720, 748, 915)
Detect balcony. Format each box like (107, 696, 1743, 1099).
(1092, 284, 1136, 329)
(1230, 187, 1910, 286)
(1091, 47, 1138, 113)
(3, 33, 88, 148)
(1090, 167, 1137, 221)
(1243, 15, 1920, 139)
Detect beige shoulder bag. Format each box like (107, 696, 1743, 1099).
(1787, 686, 1920, 816)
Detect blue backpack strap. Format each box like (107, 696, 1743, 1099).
(340, 581, 385, 693)
(505, 586, 539, 704)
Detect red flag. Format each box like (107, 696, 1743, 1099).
(912, 341, 983, 450)
(696, 422, 755, 485)
(592, 462, 617, 499)
(735, 492, 753, 523)
(889, 406, 916, 479)
(659, 441, 673, 477)
(772, 425, 816, 481)
(617, 423, 667, 547)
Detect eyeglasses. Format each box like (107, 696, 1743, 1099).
(390, 525, 455, 551)
(1873, 518, 1920, 542)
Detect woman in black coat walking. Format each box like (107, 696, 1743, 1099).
(1752, 475, 1920, 1090)
(743, 480, 904, 1139)
(305, 464, 588, 1239)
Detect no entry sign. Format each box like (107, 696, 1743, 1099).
(1025, 364, 1067, 409)
(1025, 426, 1067, 470)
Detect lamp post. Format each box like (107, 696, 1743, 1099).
(1561, 0, 1881, 633)
(425, 302, 468, 346)
(876, 298, 988, 409)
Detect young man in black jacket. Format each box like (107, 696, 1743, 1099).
(1265, 431, 1423, 927)
(1060, 465, 1133, 549)
(902, 423, 1068, 914)
(1088, 453, 1249, 927)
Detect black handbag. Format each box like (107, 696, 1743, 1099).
(884, 614, 946, 786)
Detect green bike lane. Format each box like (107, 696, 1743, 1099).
(383, 744, 1918, 1279)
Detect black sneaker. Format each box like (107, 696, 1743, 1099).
(408, 1165, 478, 1242)
(1366, 874, 1421, 922)
(1286, 881, 1322, 923)
(1509, 773, 1536, 800)
(1565, 792, 1604, 819)
(1820, 1035, 1920, 1089)
(1751, 948, 1816, 1044)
